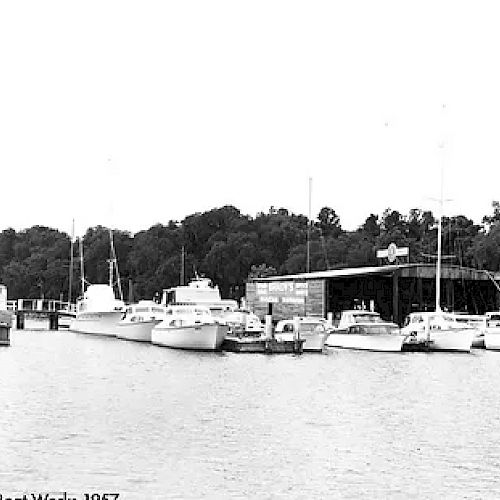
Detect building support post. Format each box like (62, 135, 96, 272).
(392, 269, 400, 325)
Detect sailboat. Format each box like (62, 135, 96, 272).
(401, 162, 474, 352)
(69, 230, 125, 337)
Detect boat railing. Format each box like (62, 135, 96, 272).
(11, 299, 77, 314)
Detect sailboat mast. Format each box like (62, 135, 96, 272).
(435, 150, 444, 312)
(306, 177, 312, 273)
(79, 237, 85, 295)
(180, 245, 185, 286)
(108, 228, 124, 301)
(68, 219, 74, 304)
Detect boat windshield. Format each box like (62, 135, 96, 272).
(299, 323, 325, 333)
(487, 314, 500, 327)
(350, 324, 400, 335)
(353, 314, 383, 324)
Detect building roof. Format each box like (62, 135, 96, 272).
(252, 263, 495, 282)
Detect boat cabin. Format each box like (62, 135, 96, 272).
(122, 301, 166, 323)
(275, 317, 330, 334)
(161, 278, 237, 318)
(346, 324, 400, 336)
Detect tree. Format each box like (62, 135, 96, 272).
(317, 207, 342, 238)
(482, 201, 500, 232)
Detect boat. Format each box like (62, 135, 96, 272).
(484, 312, 500, 350)
(452, 313, 487, 348)
(399, 163, 474, 353)
(160, 276, 237, 323)
(401, 312, 475, 352)
(70, 284, 125, 336)
(69, 232, 125, 337)
(224, 309, 264, 337)
(151, 304, 228, 351)
(116, 300, 166, 342)
(325, 310, 406, 352)
(0, 285, 11, 345)
(274, 316, 330, 352)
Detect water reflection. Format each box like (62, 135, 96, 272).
(1, 331, 499, 498)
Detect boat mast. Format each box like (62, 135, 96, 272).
(306, 176, 312, 273)
(180, 245, 185, 286)
(79, 236, 85, 295)
(68, 218, 74, 304)
(108, 228, 124, 301)
(435, 139, 446, 313)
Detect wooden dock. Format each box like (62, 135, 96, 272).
(12, 299, 75, 331)
(0, 310, 12, 346)
(222, 335, 304, 354)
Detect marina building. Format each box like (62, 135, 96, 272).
(245, 264, 500, 325)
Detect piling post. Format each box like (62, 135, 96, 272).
(425, 314, 431, 350)
(327, 312, 333, 328)
(293, 316, 301, 353)
(264, 314, 273, 353)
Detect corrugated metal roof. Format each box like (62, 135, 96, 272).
(253, 263, 422, 281)
(252, 263, 493, 282)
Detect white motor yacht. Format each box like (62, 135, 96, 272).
(452, 313, 487, 348)
(70, 284, 124, 336)
(151, 305, 228, 351)
(116, 300, 166, 342)
(401, 312, 475, 352)
(325, 310, 406, 352)
(274, 317, 330, 352)
(161, 276, 237, 321)
(69, 233, 125, 337)
(484, 312, 500, 350)
(224, 309, 264, 336)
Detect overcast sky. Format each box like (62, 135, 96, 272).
(1, 1, 499, 237)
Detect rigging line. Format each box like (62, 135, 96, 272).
(109, 229, 124, 301)
(319, 228, 330, 270)
(482, 269, 500, 294)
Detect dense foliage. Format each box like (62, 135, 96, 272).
(1, 202, 499, 302)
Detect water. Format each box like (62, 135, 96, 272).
(1, 331, 500, 499)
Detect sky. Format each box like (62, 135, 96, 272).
(1, 1, 500, 237)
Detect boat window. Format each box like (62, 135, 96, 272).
(300, 323, 319, 333)
(153, 308, 165, 314)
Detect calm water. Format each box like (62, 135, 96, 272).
(1, 330, 500, 499)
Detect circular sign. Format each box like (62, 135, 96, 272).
(387, 243, 397, 263)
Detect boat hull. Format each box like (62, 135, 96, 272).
(116, 319, 161, 342)
(472, 333, 485, 349)
(69, 311, 123, 337)
(325, 333, 405, 352)
(485, 328, 500, 350)
(427, 329, 474, 352)
(274, 331, 328, 352)
(152, 323, 228, 351)
(0, 325, 10, 346)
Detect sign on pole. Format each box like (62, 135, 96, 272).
(376, 243, 409, 263)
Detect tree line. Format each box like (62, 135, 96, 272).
(1, 201, 500, 302)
